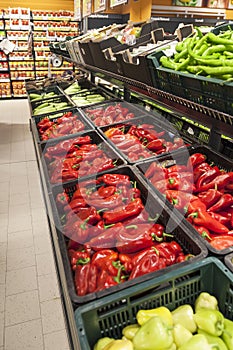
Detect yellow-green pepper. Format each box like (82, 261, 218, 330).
(178, 334, 214, 350)
(122, 324, 140, 340)
(103, 339, 133, 350)
(172, 323, 193, 348)
(195, 292, 219, 312)
(172, 305, 197, 333)
(94, 337, 115, 350)
(221, 318, 233, 350)
(132, 316, 173, 350)
(136, 306, 173, 326)
(194, 309, 224, 337)
(198, 329, 228, 350)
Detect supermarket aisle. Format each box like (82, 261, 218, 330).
(0, 99, 71, 350)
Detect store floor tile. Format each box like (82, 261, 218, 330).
(0, 99, 71, 349)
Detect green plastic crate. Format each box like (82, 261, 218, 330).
(75, 257, 233, 350)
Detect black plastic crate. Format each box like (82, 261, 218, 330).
(98, 114, 190, 164)
(136, 145, 233, 256)
(31, 94, 75, 118)
(69, 87, 115, 108)
(78, 40, 95, 66)
(27, 85, 63, 102)
(31, 107, 94, 144)
(88, 22, 153, 71)
(49, 165, 207, 307)
(75, 257, 233, 349)
(224, 252, 233, 273)
(59, 79, 96, 96)
(40, 130, 125, 191)
(81, 100, 149, 128)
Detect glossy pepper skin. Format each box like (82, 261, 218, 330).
(195, 292, 219, 312)
(102, 198, 144, 224)
(194, 308, 224, 336)
(198, 329, 228, 350)
(188, 209, 229, 234)
(172, 304, 197, 333)
(172, 323, 193, 348)
(221, 318, 233, 350)
(132, 316, 174, 350)
(136, 306, 173, 326)
(178, 334, 214, 350)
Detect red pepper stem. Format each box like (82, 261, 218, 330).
(148, 214, 160, 222)
(113, 265, 124, 284)
(104, 224, 116, 229)
(76, 257, 90, 265)
(125, 225, 138, 229)
(97, 208, 108, 213)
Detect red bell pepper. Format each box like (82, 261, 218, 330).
(197, 189, 222, 209)
(209, 235, 233, 250)
(86, 223, 125, 250)
(116, 224, 154, 254)
(207, 194, 233, 212)
(186, 197, 207, 215)
(56, 191, 70, 208)
(193, 162, 212, 183)
(91, 249, 118, 269)
(188, 209, 229, 234)
(193, 225, 212, 241)
(196, 166, 221, 189)
(129, 249, 166, 280)
(103, 198, 144, 224)
(74, 261, 91, 296)
(187, 153, 207, 168)
(195, 173, 231, 193)
(97, 173, 130, 186)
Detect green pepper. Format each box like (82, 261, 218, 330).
(221, 318, 233, 350)
(132, 316, 173, 350)
(136, 306, 173, 326)
(194, 309, 224, 336)
(195, 292, 219, 312)
(160, 56, 179, 70)
(178, 334, 215, 350)
(207, 32, 233, 46)
(122, 324, 140, 340)
(94, 337, 115, 350)
(172, 305, 197, 333)
(198, 329, 228, 350)
(103, 339, 134, 350)
(172, 323, 193, 348)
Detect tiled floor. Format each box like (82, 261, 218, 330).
(0, 99, 71, 350)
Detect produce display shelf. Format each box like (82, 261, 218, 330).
(72, 63, 233, 146)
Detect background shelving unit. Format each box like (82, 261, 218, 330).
(0, 7, 79, 98)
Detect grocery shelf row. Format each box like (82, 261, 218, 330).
(0, 8, 79, 98)
(27, 73, 233, 349)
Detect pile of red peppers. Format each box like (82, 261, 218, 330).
(145, 152, 233, 250)
(103, 123, 186, 162)
(56, 173, 191, 296)
(84, 102, 136, 126)
(37, 111, 85, 141)
(44, 135, 117, 183)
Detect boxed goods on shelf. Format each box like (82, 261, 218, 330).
(98, 115, 190, 164)
(30, 94, 74, 117)
(78, 20, 157, 69)
(49, 164, 207, 307)
(136, 145, 233, 256)
(27, 85, 64, 102)
(40, 130, 125, 189)
(74, 257, 233, 349)
(31, 107, 94, 143)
